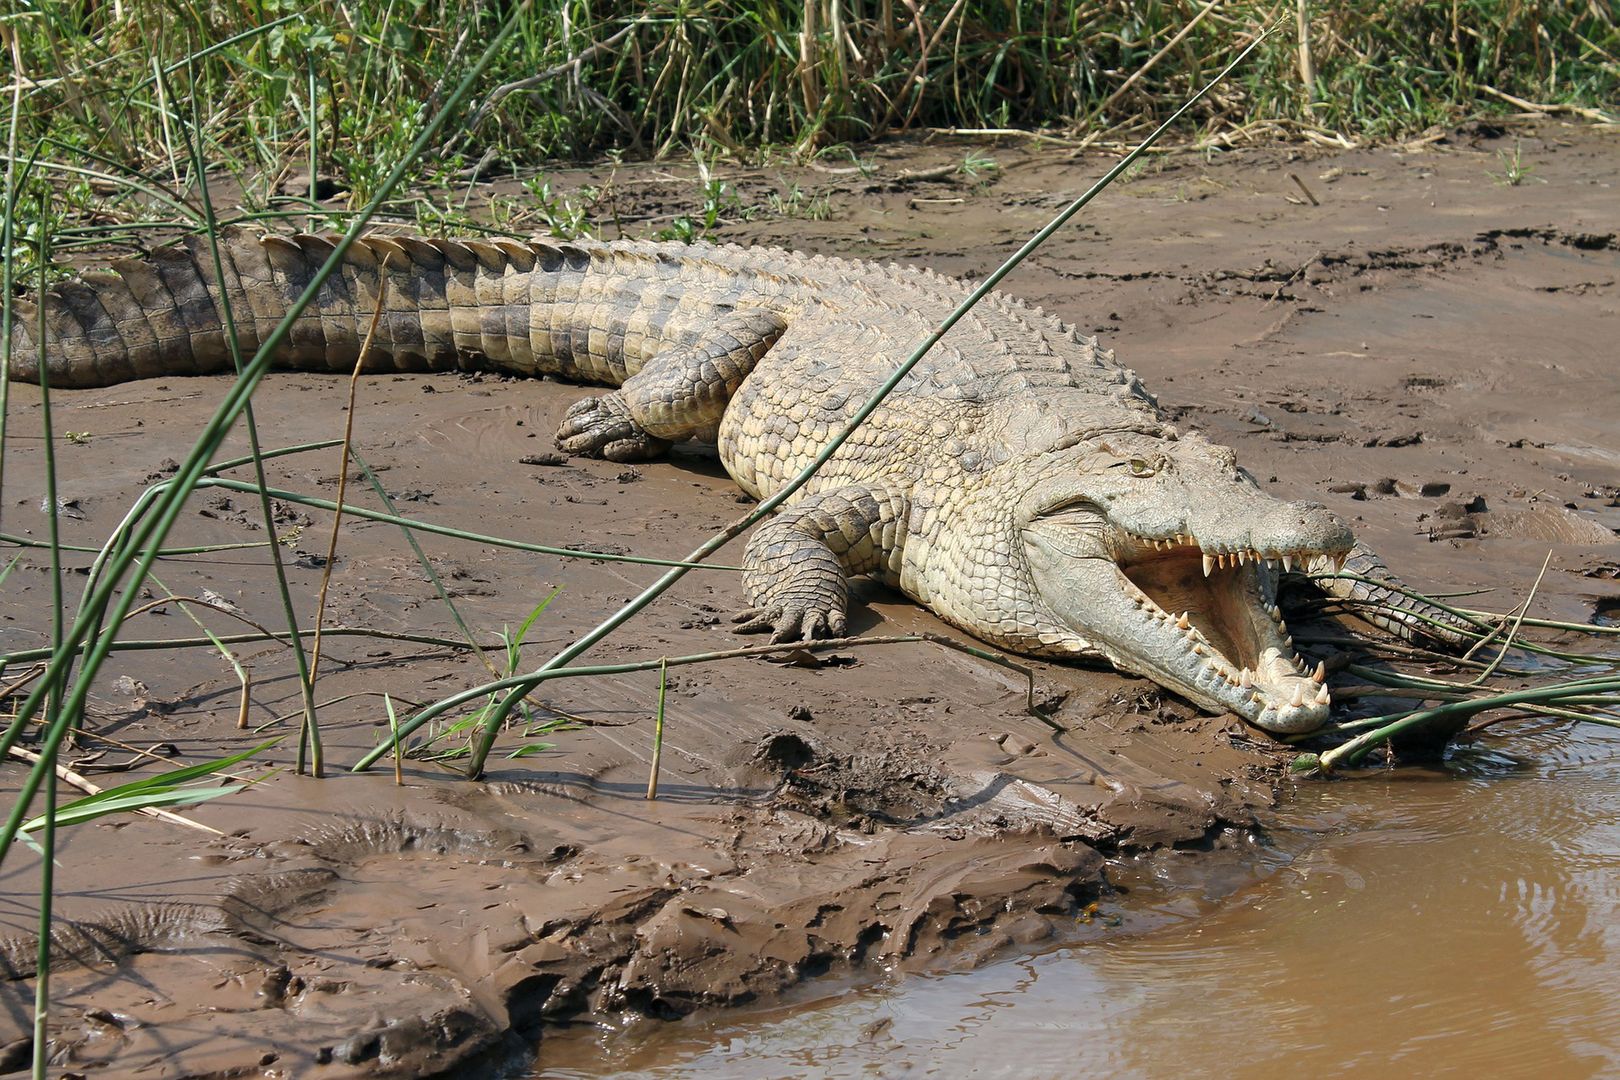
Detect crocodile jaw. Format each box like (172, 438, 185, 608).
(1025, 525, 1343, 734)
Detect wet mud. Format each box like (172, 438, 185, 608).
(1, 121, 1616, 1076)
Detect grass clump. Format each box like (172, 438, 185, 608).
(5, 3, 1616, 264)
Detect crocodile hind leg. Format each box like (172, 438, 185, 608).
(734, 486, 911, 642)
(1304, 542, 1477, 650)
(556, 308, 788, 462)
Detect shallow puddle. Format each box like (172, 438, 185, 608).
(539, 720, 1620, 1078)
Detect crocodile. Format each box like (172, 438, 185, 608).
(8, 228, 1469, 733)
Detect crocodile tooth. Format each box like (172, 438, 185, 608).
(1333, 551, 1349, 574)
(1315, 684, 1331, 704)
(1235, 550, 1247, 566)
(1290, 684, 1306, 708)
(1282, 554, 1294, 573)
(1239, 668, 1252, 688)
(1176, 612, 1192, 630)
(1202, 553, 1215, 577)
(1312, 661, 1326, 684)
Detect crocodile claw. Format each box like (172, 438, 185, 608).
(732, 605, 846, 643)
(556, 393, 671, 462)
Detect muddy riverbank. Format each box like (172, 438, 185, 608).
(1, 120, 1616, 1076)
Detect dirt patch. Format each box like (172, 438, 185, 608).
(3, 121, 1617, 1075)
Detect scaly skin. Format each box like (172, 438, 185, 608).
(9, 227, 1471, 733)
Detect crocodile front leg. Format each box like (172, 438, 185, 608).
(734, 486, 910, 642)
(557, 309, 787, 462)
(1306, 542, 1477, 650)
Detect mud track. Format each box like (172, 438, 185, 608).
(1, 121, 1616, 1076)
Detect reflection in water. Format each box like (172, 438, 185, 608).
(540, 724, 1620, 1079)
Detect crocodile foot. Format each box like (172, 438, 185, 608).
(732, 603, 846, 644)
(556, 393, 672, 462)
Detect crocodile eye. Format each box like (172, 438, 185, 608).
(1128, 457, 1158, 478)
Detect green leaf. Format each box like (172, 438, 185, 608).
(512, 588, 562, 651)
(18, 785, 244, 837)
(89, 737, 280, 800)
(11, 738, 280, 845)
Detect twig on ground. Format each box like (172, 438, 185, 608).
(1479, 84, 1617, 125)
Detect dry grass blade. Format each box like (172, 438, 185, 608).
(308, 253, 394, 686)
(1295, 0, 1317, 107)
(646, 657, 669, 800)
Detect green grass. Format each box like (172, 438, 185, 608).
(4, 2, 1617, 280)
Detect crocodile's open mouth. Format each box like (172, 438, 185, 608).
(1105, 532, 1348, 732)
(1023, 505, 1352, 733)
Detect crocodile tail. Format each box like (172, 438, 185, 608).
(1311, 543, 1478, 651)
(3, 226, 519, 389)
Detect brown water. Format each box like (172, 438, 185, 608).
(540, 717, 1620, 1078)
